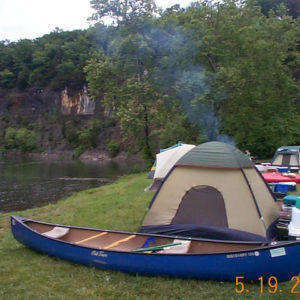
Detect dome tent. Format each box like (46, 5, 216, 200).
(147, 143, 186, 179)
(141, 142, 280, 242)
(147, 143, 195, 191)
(271, 146, 300, 167)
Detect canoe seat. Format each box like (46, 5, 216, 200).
(42, 227, 70, 239)
(160, 239, 191, 254)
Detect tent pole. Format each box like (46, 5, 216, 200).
(147, 165, 176, 209)
(241, 168, 267, 231)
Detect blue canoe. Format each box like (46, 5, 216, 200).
(11, 215, 300, 282)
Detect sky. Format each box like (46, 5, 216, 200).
(0, 0, 193, 42)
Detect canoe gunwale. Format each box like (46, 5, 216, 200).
(10, 215, 300, 256)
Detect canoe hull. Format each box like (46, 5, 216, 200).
(11, 216, 300, 282)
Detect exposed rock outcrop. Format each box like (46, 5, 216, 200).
(61, 85, 95, 115)
(0, 86, 139, 162)
(0, 86, 103, 154)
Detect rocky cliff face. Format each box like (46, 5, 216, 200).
(0, 88, 59, 121)
(0, 86, 105, 154)
(61, 86, 95, 115)
(0, 87, 143, 164)
(0, 86, 100, 120)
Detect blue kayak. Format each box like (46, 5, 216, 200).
(11, 215, 300, 282)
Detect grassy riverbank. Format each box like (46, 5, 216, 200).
(0, 173, 298, 299)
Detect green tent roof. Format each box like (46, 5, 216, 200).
(274, 146, 300, 154)
(176, 141, 254, 169)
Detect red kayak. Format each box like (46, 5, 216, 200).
(262, 173, 300, 183)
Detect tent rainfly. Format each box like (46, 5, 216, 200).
(271, 146, 300, 167)
(147, 144, 195, 191)
(141, 142, 280, 242)
(147, 143, 188, 179)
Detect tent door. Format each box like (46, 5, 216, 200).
(171, 185, 228, 227)
(282, 154, 291, 166)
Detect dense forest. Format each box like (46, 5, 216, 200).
(0, 0, 299, 162)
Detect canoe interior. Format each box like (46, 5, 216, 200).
(26, 220, 264, 254)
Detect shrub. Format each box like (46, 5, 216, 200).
(106, 141, 119, 158)
(63, 121, 78, 145)
(4, 127, 18, 149)
(4, 127, 38, 152)
(73, 146, 85, 159)
(77, 119, 102, 148)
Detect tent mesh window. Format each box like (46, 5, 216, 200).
(171, 185, 228, 227)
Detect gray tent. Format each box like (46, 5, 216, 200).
(141, 142, 280, 242)
(271, 146, 300, 167)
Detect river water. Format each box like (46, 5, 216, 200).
(0, 157, 132, 212)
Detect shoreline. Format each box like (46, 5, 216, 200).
(1, 148, 144, 165)
(0, 152, 144, 214)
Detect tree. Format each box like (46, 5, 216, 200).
(0, 69, 15, 88)
(183, 0, 300, 157)
(77, 119, 102, 148)
(285, 0, 300, 18)
(0, 29, 100, 90)
(153, 97, 201, 148)
(85, 36, 161, 162)
(256, 0, 284, 16)
(89, 0, 158, 25)
(257, 0, 300, 18)
(87, 2, 162, 160)
(86, 1, 205, 158)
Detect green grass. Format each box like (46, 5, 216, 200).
(0, 173, 299, 299)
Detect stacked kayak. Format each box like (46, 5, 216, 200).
(262, 172, 300, 183)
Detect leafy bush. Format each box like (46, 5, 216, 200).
(0, 69, 15, 88)
(127, 165, 142, 174)
(63, 121, 78, 145)
(4, 127, 38, 152)
(73, 146, 85, 159)
(77, 119, 102, 149)
(4, 127, 18, 149)
(106, 141, 119, 157)
(63, 119, 102, 157)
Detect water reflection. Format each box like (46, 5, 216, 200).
(0, 157, 130, 212)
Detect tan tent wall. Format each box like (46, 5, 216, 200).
(243, 168, 279, 227)
(290, 155, 298, 166)
(272, 154, 299, 166)
(272, 154, 283, 165)
(143, 166, 279, 237)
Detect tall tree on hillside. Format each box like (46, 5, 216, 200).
(184, 0, 300, 157)
(0, 29, 101, 90)
(86, 0, 200, 159)
(257, 0, 300, 18)
(87, 1, 160, 161)
(89, 0, 158, 25)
